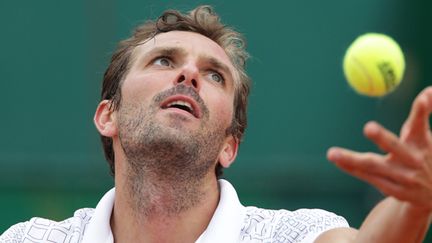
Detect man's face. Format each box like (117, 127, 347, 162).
(120, 30, 236, 135)
(113, 30, 238, 179)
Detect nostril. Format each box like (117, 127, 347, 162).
(177, 75, 186, 83)
(191, 79, 198, 88)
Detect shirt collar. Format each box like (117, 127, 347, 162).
(196, 179, 245, 243)
(81, 188, 115, 243)
(82, 179, 244, 243)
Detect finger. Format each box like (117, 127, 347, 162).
(327, 147, 381, 171)
(356, 172, 401, 196)
(401, 87, 432, 141)
(364, 121, 422, 168)
(353, 172, 420, 204)
(329, 151, 419, 202)
(327, 147, 419, 186)
(351, 169, 432, 209)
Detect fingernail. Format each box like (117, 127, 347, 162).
(328, 148, 341, 161)
(365, 121, 379, 136)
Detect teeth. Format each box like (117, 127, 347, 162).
(167, 100, 194, 112)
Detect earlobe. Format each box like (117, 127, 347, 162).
(218, 136, 239, 168)
(94, 100, 118, 137)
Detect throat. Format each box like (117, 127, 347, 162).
(126, 166, 206, 219)
(113, 170, 220, 243)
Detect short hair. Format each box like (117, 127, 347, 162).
(100, 5, 251, 177)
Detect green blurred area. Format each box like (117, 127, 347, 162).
(1, 0, 431, 241)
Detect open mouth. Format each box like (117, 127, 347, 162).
(161, 96, 200, 118)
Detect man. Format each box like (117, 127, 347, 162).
(1, 5, 431, 243)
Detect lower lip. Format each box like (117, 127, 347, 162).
(163, 107, 196, 118)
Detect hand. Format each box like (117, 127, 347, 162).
(327, 87, 432, 210)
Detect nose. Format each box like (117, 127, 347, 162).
(175, 63, 200, 91)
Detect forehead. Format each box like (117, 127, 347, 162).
(132, 31, 237, 78)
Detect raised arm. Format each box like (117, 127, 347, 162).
(319, 87, 432, 243)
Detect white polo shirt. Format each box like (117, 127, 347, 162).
(0, 180, 349, 243)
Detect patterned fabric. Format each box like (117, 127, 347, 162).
(1, 209, 93, 243)
(1, 180, 349, 243)
(0, 222, 26, 243)
(240, 207, 348, 243)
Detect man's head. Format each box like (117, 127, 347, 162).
(96, 5, 250, 178)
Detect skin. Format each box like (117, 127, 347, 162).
(94, 31, 239, 243)
(95, 29, 432, 242)
(319, 87, 432, 242)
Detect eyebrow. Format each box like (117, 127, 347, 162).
(142, 46, 188, 61)
(205, 55, 233, 81)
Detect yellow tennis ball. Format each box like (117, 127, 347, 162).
(343, 33, 405, 97)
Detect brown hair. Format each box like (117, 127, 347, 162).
(100, 5, 251, 177)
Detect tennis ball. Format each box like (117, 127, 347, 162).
(343, 33, 405, 97)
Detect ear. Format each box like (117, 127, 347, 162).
(94, 100, 118, 137)
(218, 135, 239, 168)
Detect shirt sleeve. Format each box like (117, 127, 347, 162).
(241, 207, 349, 243)
(0, 222, 28, 243)
(296, 208, 349, 243)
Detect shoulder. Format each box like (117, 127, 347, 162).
(0, 221, 28, 242)
(240, 207, 349, 243)
(0, 208, 95, 243)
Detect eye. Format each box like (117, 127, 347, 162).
(208, 71, 224, 83)
(153, 57, 172, 67)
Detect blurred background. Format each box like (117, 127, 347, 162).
(0, 0, 431, 240)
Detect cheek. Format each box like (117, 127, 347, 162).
(121, 72, 169, 104)
(207, 93, 235, 126)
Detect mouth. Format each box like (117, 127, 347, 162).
(161, 95, 201, 118)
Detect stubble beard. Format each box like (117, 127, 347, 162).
(117, 85, 229, 218)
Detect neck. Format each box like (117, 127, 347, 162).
(111, 164, 220, 243)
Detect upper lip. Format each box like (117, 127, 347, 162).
(160, 95, 201, 118)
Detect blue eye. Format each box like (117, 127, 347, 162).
(209, 71, 224, 83)
(153, 57, 172, 67)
